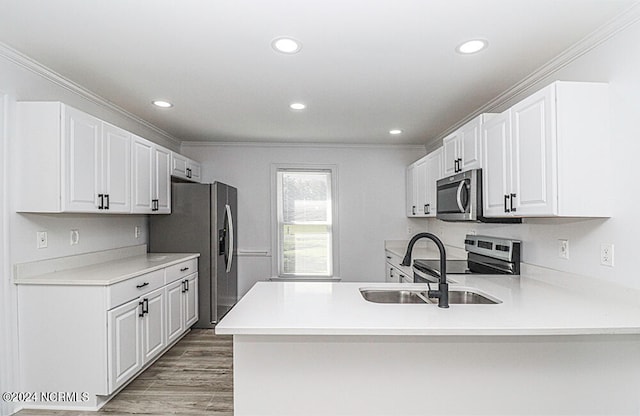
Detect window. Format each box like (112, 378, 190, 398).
(275, 167, 336, 277)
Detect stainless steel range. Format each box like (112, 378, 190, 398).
(413, 234, 521, 283)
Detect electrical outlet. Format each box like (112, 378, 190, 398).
(600, 244, 614, 267)
(36, 231, 48, 249)
(70, 229, 79, 245)
(558, 239, 569, 259)
(135, 226, 141, 239)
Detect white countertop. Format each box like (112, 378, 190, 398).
(216, 269, 640, 336)
(14, 252, 199, 286)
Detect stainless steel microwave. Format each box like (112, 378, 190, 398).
(436, 169, 521, 223)
(436, 169, 482, 221)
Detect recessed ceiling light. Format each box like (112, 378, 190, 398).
(389, 129, 403, 135)
(152, 100, 173, 108)
(272, 37, 302, 54)
(290, 102, 306, 110)
(456, 39, 488, 54)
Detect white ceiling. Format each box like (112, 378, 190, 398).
(0, 0, 637, 145)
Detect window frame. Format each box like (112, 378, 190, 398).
(270, 164, 340, 280)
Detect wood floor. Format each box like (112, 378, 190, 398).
(15, 329, 233, 416)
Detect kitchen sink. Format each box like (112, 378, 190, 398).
(360, 288, 501, 305)
(436, 290, 500, 304)
(360, 289, 429, 304)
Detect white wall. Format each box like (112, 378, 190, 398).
(421, 19, 640, 290)
(182, 143, 425, 295)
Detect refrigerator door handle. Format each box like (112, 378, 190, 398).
(225, 204, 234, 273)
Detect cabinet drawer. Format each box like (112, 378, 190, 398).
(108, 269, 164, 309)
(165, 259, 198, 284)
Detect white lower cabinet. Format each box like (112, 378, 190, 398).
(141, 287, 167, 363)
(166, 279, 185, 344)
(166, 273, 199, 344)
(17, 258, 198, 410)
(108, 298, 143, 392)
(384, 250, 412, 283)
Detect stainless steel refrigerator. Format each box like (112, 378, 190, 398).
(149, 181, 238, 328)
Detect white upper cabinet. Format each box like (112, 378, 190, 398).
(442, 114, 489, 176)
(154, 146, 171, 213)
(442, 131, 460, 176)
(132, 136, 171, 214)
(406, 147, 443, 218)
(101, 123, 132, 213)
(406, 164, 416, 217)
(170, 152, 202, 183)
(16, 102, 131, 213)
(424, 147, 443, 217)
(63, 106, 102, 212)
(482, 81, 611, 218)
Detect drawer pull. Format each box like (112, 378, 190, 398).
(180, 267, 189, 272)
(138, 301, 144, 317)
(136, 282, 149, 289)
(142, 298, 149, 315)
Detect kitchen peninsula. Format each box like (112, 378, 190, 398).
(216, 269, 640, 415)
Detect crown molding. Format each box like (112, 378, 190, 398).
(433, 3, 640, 144)
(181, 140, 426, 150)
(0, 41, 181, 147)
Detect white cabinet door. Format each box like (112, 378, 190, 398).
(482, 111, 512, 217)
(415, 158, 428, 216)
(510, 86, 556, 216)
(406, 164, 416, 217)
(171, 151, 202, 183)
(385, 263, 393, 282)
(187, 160, 202, 182)
(107, 298, 142, 393)
(166, 279, 184, 345)
(132, 136, 154, 213)
(141, 287, 166, 363)
(184, 275, 199, 328)
(442, 131, 459, 176)
(64, 106, 102, 212)
(102, 123, 131, 213)
(154, 146, 171, 214)
(459, 115, 483, 171)
(171, 152, 188, 178)
(424, 147, 443, 217)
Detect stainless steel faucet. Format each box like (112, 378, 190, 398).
(401, 233, 449, 308)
